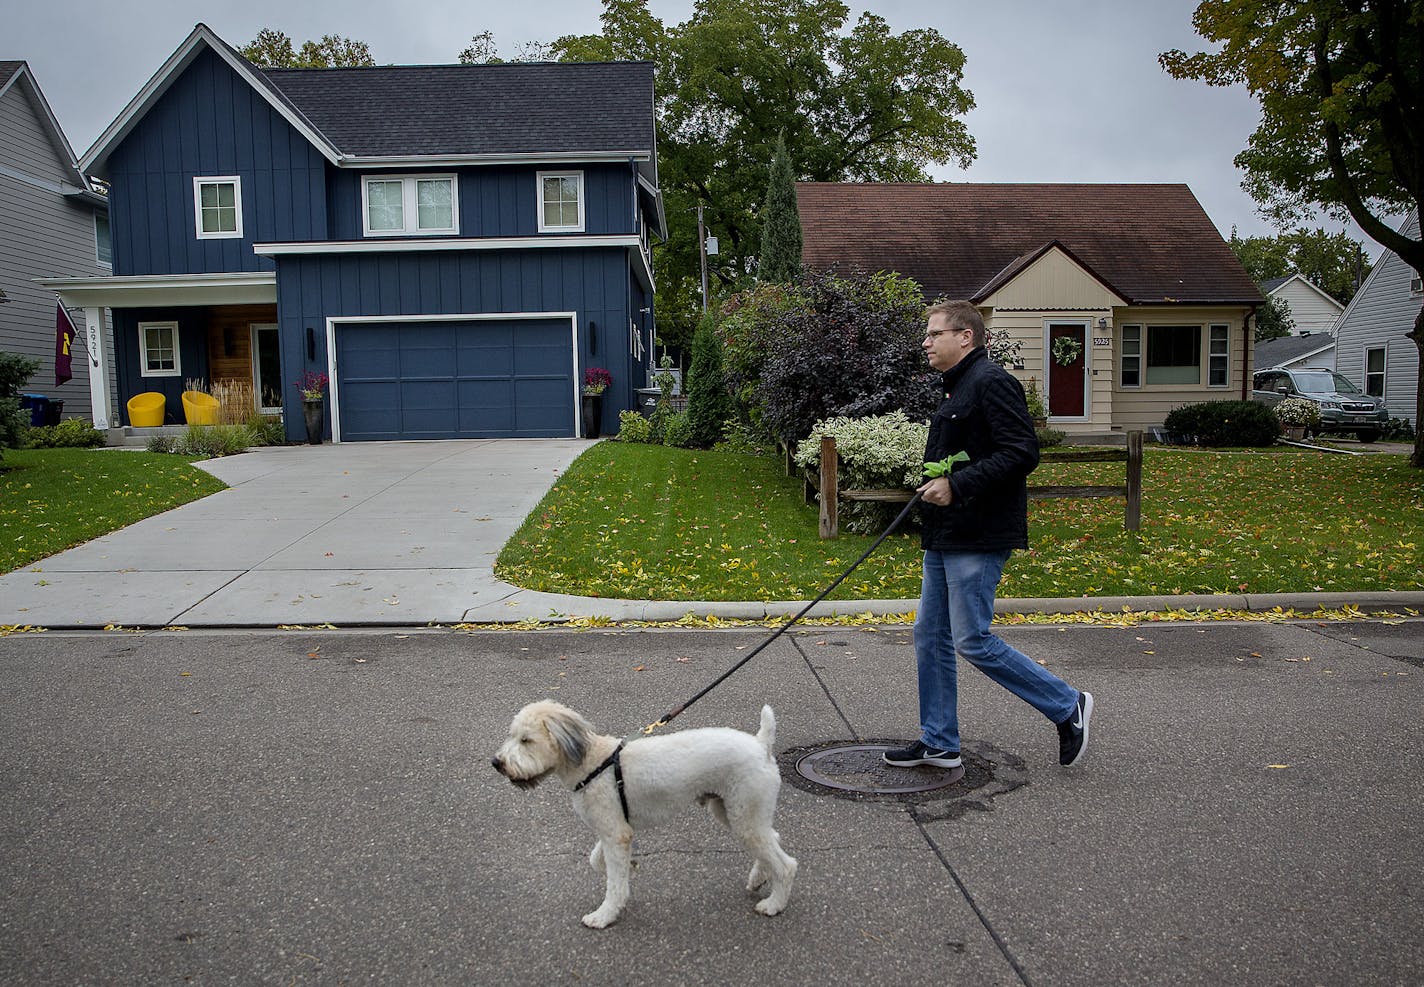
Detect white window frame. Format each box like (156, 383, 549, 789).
(1119, 324, 1142, 389)
(537, 170, 586, 233)
(1208, 323, 1230, 388)
(139, 321, 181, 378)
(94, 212, 112, 267)
(1364, 345, 1387, 398)
(360, 174, 459, 237)
(193, 176, 243, 240)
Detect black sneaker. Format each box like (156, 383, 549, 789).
(1058, 691, 1094, 766)
(882, 741, 961, 769)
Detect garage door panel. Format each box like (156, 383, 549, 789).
(336, 318, 574, 441)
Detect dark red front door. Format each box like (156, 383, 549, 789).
(1048, 324, 1086, 418)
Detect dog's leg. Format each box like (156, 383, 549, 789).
(589, 840, 605, 875)
(582, 833, 632, 929)
(726, 786, 797, 916)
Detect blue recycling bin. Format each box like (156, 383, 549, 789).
(19, 394, 48, 427)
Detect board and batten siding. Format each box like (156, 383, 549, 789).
(1333, 211, 1421, 425)
(274, 247, 636, 442)
(325, 163, 636, 241)
(104, 46, 328, 277)
(0, 76, 116, 418)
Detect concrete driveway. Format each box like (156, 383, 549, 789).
(0, 440, 593, 628)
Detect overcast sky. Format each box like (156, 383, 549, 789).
(6, 0, 1380, 254)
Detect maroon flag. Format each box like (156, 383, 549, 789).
(55, 302, 76, 386)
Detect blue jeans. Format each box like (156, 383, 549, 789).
(914, 549, 1078, 751)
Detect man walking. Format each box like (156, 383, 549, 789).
(884, 300, 1094, 770)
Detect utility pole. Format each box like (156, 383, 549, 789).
(698, 202, 708, 311)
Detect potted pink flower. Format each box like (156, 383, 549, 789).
(294, 370, 328, 444)
(582, 367, 611, 438)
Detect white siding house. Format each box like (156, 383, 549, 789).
(1333, 211, 1421, 426)
(1262, 274, 1346, 337)
(0, 61, 114, 422)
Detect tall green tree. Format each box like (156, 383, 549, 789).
(758, 134, 802, 283)
(1255, 295, 1296, 342)
(552, 0, 976, 351)
(240, 29, 375, 68)
(1228, 227, 1371, 303)
(685, 313, 734, 447)
(1162, 0, 1424, 465)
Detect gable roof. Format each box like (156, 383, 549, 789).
(1264, 272, 1346, 312)
(974, 238, 1129, 305)
(0, 60, 103, 201)
(1253, 333, 1335, 370)
(79, 24, 658, 185)
(796, 182, 1262, 306)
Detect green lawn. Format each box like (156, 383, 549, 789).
(0, 449, 227, 573)
(496, 442, 1424, 601)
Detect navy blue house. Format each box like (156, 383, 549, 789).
(46, 24, 663, 441)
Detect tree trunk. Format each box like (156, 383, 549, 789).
(1411, 304, 1424, 469)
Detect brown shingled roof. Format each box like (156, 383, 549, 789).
(796, 183, 1263, 306)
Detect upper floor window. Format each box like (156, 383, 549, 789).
(362, 175, 458, 236)
(538, 171, 585, 232)
(193, 177, 243, 239)
(139, 321, 181, 377)
(95, 212, 112, 266)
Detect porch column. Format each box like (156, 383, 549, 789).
(83, 306, 111, 429)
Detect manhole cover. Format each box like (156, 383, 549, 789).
(780, 739, 1024, 813)
(796, 744, 964, 794)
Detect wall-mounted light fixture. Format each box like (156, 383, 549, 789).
(589, 320, 597, 355)
(223, 327, 235, 356)
(1097, 317, 1108, 329)
(306, 327, 316, 361)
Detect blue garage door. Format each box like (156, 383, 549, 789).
(335, 318, 574, 440)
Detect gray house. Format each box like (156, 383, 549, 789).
(1333, 210, 1421, 426)
(0, 60, 114, 422)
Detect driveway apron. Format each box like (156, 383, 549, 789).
(0, 440, 590, 628)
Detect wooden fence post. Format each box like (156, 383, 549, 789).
(819, 435, 839, 539)
(1125, 430, 1143, 531)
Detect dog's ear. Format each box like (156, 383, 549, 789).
(543, 706, 590, 766)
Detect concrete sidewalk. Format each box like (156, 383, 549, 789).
(2, 620, 1421, 984)
(5, 440, 1422, 630)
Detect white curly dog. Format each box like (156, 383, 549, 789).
(492, 700, 797, 928)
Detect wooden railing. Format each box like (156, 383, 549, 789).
(791, 431, 1143, 538)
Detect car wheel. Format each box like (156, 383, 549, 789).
(1357, 429, 1380, 443)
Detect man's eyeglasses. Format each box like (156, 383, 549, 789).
(924, 327, 970, 340)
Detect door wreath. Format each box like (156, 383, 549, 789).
(1052, 336, 1084, 366)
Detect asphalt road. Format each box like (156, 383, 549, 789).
(2, 619, 1422, 986)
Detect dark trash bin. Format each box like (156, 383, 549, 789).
(42, 400, 64, 426)
(19, 394, 48, 427)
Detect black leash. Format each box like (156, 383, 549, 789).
(640, 489, 925, 736)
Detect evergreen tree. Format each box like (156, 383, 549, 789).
(686, 313, 733, 448)
(758, 135, 803, 283)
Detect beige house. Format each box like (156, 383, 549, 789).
(796, 183, 1264, 434)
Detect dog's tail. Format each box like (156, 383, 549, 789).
(756, 705, 776, 753)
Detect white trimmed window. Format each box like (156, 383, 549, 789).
(1365, 346, 1387, 398)
(1208, 324, 1230, 387)
(139, 321, 181, 377)
(1119, 325, 1142, 388)
(95, 212, 112, 266)
(193, 177, 243, 239)
(538, 171, 585, 232)
(362, 175, 458, 236)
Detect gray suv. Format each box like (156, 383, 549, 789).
(1252, 367, 1390, 442)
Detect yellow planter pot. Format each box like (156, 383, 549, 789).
(182, 390, 219, 426)
(127, 392, 166, 428)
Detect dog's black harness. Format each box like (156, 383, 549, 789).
(573, 740, 630, 823)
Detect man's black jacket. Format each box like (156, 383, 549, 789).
(920, 346, 1040, 552)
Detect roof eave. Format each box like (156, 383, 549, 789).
(338, 150, 652, 168)
(79, 23, 342, 179)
